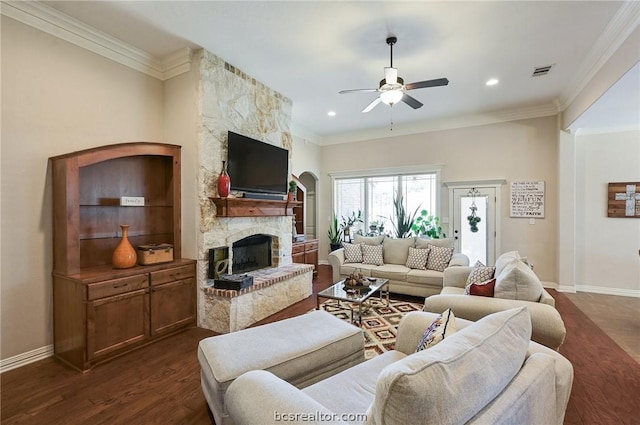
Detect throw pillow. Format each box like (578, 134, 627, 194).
(425, 245, 454, 272)
(469, 278, 496, 297)
(369, 307, 531, 425)
(494, 260, 543, 302)
(416, 308, 457, 351)
(383, 237, 416, 265)
(343, 242, 363, 263)
(464, 260, 496, 294)
(494, 250, 521, 276)
(354, 234, 385, 246)
(405, 247, 430, 270)
(362, 244, 384, 266)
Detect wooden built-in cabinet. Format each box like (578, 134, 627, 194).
(292, 239, 319, 275)
(50, 143, 196, 371)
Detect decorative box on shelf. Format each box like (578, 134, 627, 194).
(137, 244, 174, 265)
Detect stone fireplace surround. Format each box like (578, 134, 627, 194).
(198, 216, 313, 334)
(193, 49, 302, 333)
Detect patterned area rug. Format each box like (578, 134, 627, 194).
(318, 298, 424, 359)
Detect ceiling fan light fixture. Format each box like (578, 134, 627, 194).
(380, 89, 404, 105)
(384, 67, 398, 85)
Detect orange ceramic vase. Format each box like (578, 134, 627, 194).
(112, 225, 137, 269)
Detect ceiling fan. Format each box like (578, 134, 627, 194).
(339, 36, 449, 113)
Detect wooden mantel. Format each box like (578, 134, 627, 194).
(210, 197, 301, 217)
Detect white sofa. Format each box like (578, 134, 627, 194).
(424, 251, 567, 350)
(328, 235, 469, 297)
(225, 307, 574, 425)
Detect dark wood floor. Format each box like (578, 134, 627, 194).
(1, 265, 638, 424)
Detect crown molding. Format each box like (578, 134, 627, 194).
(319, 102, 558, 146)
(556, 1, 640, 111)
(1, 1, 192, 81)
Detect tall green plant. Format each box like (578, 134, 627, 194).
(411, 210, 446, 239)
(390, 194, 420, 238)
(327, 213, 344, 245)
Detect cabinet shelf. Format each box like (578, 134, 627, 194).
(210, 197, 301, 217)
(50, 142, 195, 371)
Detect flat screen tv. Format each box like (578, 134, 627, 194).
(227, 131, 289, 194)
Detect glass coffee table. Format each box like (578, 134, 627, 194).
(317, 278, 390, 326)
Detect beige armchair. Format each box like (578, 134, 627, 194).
(424, 266, 567, 350)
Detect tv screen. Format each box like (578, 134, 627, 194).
(227, 131, 289, 194)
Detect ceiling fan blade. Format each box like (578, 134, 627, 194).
(384, 67, 398, 85)
(401, 93, 423, 109)
(405, 78, 449, 91)
(339, 88, 379, 94)
(362, 97, 381, 113)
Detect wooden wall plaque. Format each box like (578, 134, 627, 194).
(608, 182, 640, 218)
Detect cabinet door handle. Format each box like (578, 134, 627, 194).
(113, 283, 129, 289)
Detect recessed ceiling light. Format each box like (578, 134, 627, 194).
(486, 78, 499, 86)
(327, 111, 336, 117)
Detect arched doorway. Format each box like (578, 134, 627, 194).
(299, 172, 317, 239)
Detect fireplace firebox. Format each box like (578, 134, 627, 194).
(232, 234, 272, 274)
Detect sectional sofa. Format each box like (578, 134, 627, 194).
(225, 307, 574, 425)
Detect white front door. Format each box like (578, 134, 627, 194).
(452, 187, 497, 265)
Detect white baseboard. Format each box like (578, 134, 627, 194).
(0, 345, 53, 374)
(557, 285, 577, 293)
(319, 260, 329, 265)
(574, 284, 640, 298)
(536, 281, 637, 297)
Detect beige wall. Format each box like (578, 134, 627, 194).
(1, 17, 164, 359)
(575, 130, 640, 294)
(319, 116, 559, 282)
(163, 66, 200, 261)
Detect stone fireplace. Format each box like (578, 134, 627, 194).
(192, 49, 312, 333)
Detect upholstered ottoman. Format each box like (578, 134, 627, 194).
(198, 310, 364, 425)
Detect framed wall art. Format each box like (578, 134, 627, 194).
(608, 182, 640, 218)
(510, 181, 545, 218)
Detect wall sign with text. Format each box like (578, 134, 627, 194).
(510, 181, 545, 218)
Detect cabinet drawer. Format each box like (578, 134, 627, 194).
(292, 243, 305, 255)
(88, 275, 149, 300)
(150, 265, 195, 286)
(305, 240, 319, 251)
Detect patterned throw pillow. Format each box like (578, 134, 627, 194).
(416, 308, 457, 351)
(464, 261, 496, 294)
(343, 242, 363, 263)
(362, 244, 384, 266)
(425, 245, 454, 272)
(469, 278, 496, 297)
(405, 247, 430, 270)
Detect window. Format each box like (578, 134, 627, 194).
(332, 167, 440, 237)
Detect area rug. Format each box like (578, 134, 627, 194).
(318, 298, 423, 359)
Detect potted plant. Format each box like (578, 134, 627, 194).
(287, 180, 297, 202)
(389, 194, 420, 238)
(411, 209, 447, 239)
(341, 210, 363, 241)
(327, 213, 344, 252)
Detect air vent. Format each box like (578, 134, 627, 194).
(532, 65, 553, 77)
